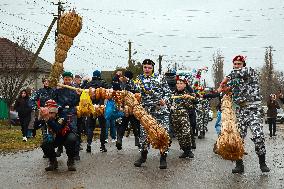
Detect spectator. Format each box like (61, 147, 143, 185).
(267, 94, 280, 137)
(14, 89, 32, 141)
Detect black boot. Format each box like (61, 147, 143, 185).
(56, 146, 63, 157)
(135, 136, 140, 147)
(191, 138, 196, 149)
(45, 158, 58, 171)
(179, 148, 194, 158)
(259, 154, 270, 172)
(116, 140, 122, 150)
(159, 153, 167, 169)
(134, 150, 148, 167)
(100, 144, 107, 152)
(232, 159, 244, 174)
(67, 158, 76, 171)
(198, 131, 205, 139)
(74, 154, 80, 161)
(86, 145, 91, 153)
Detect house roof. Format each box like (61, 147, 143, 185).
(0, 37, 51, 73)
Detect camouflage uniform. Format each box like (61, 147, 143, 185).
(30, 86, 55, 109)
(135, 73, 171, 153)
(227, 67, 266, 156)
(169, 90, 194, 150)
(196, 99, 210, 136)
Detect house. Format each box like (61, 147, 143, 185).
(0, 37, 52, 90)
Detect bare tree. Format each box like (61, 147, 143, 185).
(212, 50, 224, 89)
(0, 37, 36, 120)
(259, 46, 279, 102)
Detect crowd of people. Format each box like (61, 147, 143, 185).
(13, 55, 284, 173)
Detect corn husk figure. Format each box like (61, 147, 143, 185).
(49, 10, 82, 87)
(216, 94, 244, 161)
(77, 90, 95, 117)
(124, 91, 170, 153)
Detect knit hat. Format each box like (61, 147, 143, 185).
(233, 55, 246, 67)
(175, 75, 188, 83)
(62, 71, 73, 78)
(45, 99, 58, 113)
(93, 70, 101, 78)
(124, 70, 133, 79)
(74, 75, 82, 79)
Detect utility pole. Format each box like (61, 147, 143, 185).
(53, 0, 65, 42)
(158, 55, 163, 74)
(128, 41, 132, 67)
(11, 18, 57, 107)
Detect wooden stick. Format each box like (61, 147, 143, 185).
(57, 83, 86, 92)
(171, 95, 195, 99)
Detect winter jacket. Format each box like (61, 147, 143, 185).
(30, 86, 54, 109)
(14, 97, 32, 117)
(226, 67, 262, 106)
(267, 100, 280, 118)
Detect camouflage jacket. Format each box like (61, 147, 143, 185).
(134, 73, 171, 108)
(196, 99, 210, 114)
(169, 90, 196, 114)
(30, 87, 54, 110)
(226, 67, 262, 106)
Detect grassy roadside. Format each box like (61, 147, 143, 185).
(0, 125, 42, 153)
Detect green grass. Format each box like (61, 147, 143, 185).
(0, 125, 42, 153)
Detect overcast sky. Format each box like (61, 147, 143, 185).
(1, 0, 284, 85)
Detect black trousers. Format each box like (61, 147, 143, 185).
(117, 115, 140, 141)
(41, 132, 77, 160)
(86, 115, 107, 145)
(188, 109, 197, 134)
(268, 118, 276, 135)
(19, 115, 31, 137)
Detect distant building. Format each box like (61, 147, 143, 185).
(101, 70, 114, 83)
(0, 38, 52, 90)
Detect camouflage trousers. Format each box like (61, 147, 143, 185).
(236, 105, 266, 156)
(196, 111, 209, 133)
(139, 105, 170, 154)
(171, 110, 192, 150)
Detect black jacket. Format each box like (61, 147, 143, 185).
(14, 97, 32, 117)
(267, 100, 280, 118)
(30, 86, 54, 109)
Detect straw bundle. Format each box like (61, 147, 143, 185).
(55, 48, 68, 62)
(132, 105, 147, 120)
(139, 113, 170, 153)
(59, 10, 82, 38)
(124, 105, 133, 117)
(124, 92, 170, 153)
(124, 92, 140, 107)
(56, 34, 73, 51)
(93, 105, 105, 117)
(49, 10, 82, 87)
(49, 62, 64, 86)
(216, 95, 244, 161)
